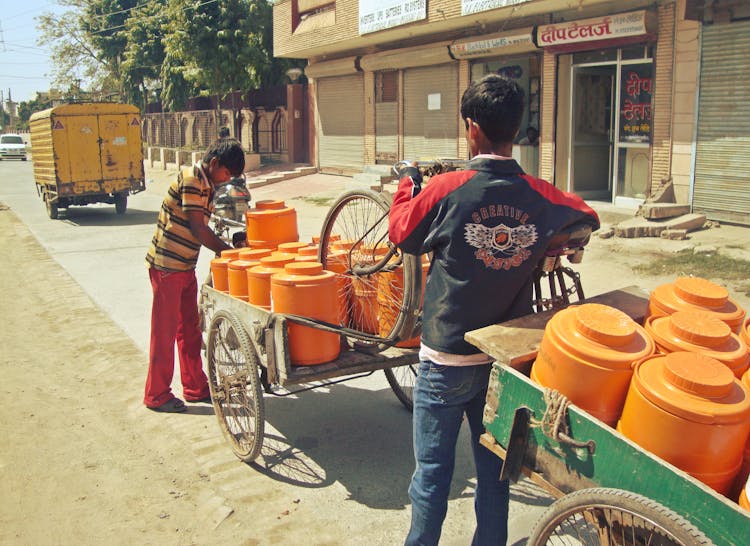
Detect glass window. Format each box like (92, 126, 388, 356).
(0, 135, 23, 144)
(621, 46, 650, 60)
(615, 146, 651, 199)
(572, 49, 617, 64)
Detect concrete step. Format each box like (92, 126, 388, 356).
(362, 164, 395, 176)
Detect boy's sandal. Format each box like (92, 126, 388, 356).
(148, 398, 187, 413)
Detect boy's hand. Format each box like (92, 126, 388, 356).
(395, 161, 422, 198)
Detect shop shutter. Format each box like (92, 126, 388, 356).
(403, 64, 459, 160)
(693, 21, 750, 225)
(317, 74, 364, 170)
(375, 71, 398, 164)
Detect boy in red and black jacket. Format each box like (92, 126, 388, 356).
(389, 74, 599, 546)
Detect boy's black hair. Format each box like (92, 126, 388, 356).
(203, 138, 245, 177)
(460, 74, 525, 144)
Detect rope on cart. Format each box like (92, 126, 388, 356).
(537, 388, 597, 455)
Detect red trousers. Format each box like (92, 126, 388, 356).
(144, 268, 209, 407)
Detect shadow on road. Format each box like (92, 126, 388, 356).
(58, 207, 158, 227)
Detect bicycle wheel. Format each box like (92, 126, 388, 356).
(528, 487, 713, 546)
(206, 310, 265, 462)
(384, 363, 418, 411)
(318, 189, 421, 347)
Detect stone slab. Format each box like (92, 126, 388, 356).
(638, 203, 691, 219)
(614, 213, 707, 238)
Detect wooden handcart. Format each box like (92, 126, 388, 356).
(466, 287, 750, 546)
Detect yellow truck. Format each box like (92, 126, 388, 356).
(29, 102, 146, 219)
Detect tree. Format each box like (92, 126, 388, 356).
(121, 1, 168, 108)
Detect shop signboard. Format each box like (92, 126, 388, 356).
(462, 0, 529, 17)
(450, 30, 535, 59)
(536, 10, 649, 48)
(359, 0, 426, 35)
(619, 63, 653, 143)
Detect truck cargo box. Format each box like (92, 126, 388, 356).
(29, 102, 146, 219)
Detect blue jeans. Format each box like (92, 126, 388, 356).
(405, 359, 509, 546)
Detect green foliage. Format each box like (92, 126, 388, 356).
(35, 0, 293, 110)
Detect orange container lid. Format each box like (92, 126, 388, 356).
(312, 233, 340, 244)
(743, 317, 750, 347)
(254, 199, 286, 210)
(650, 277, 745, 327)
(333, 239, 358, 251)
(210, 257, 232, 269)
(272, 261, 336, 286)
(277, 241, 308, 253)
(646, 313, 749, 374)
(247, 240, 278, 251)
(260, 253, 297, 268)
(221, 248, 243, 259)
(297, 245, 319, 257)
(238, 248, 272, 261)
(633, 352, 750, 425)
(247, 205, 295, 218)
(545, 303, 653, 367)
(228, 259, 257, 271)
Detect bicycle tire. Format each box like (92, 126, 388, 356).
(384, 363, 418, 411)
(206, 310, 265, 463)
(317, 189, 421, 349)
(528, 487, 713, 546)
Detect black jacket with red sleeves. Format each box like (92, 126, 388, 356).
(388, 157, 600, 355)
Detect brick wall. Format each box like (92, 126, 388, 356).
(650, 2, 676, 193)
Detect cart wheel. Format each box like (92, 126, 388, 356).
(318, 189, 421, 347)
(207, 310, 265, 462)
(527, 487, 713, 546)
(384, 363, 418, 411)
(45, 194, 59, 220)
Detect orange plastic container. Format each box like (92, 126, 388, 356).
(325, 250, 352, 326)
(245, 200, 298, 248)
(617, 352, 750, 494)
(647, 277, 746, 333)
(238, 248, 272, 262)
(277, 241, 308, 254)
(733, 370, 750, 502)
(645, 311, 750, 378)
(210, 257, 232, 292)
(227, 260, 258, 302)
(530, 303, 654, 426)
(221, 248, 243, 260)
(247, 241, 278, 251)
(741, 478, 750, 511)
(350, 244, 389, 334)
(378, 259, 429, 347)
(271, 262, 340, 366)
(247, 253, 297, 310)
(742, 317, 750, 351)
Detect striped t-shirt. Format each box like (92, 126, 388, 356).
(146, 165, 214, 272)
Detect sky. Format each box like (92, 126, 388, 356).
(1, 1, 67, 104)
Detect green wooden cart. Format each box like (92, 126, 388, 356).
(466, 287, 750, 546)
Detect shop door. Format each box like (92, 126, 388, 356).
(693, 20, 750, 225)
(571, 66, 615, 200)
(403, 64, 459, 160)
(317, 74, 365, 170)
(375, 71, 398, 164)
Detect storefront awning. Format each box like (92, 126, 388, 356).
(304, 56, 361, 79)
(359, 42, 454, 72)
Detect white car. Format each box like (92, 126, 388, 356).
(0, 134, 28, 161)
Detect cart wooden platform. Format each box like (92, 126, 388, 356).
(200, 284, 418, 462)
(466, 286, 750, 546)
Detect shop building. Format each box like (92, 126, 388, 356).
(274, 0, 750, 224)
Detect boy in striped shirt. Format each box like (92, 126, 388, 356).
(144, 138, 245, 413)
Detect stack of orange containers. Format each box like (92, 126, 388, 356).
(245, 200, 299, 249)
(530, 303, 654, 426)
(617, 352, 750, 495)
(247, 253, 297, 309)
(271, 262, 340, 366)
(647, 276, 746, 333)
(644, 310, 749, 378)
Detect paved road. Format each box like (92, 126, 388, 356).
(0, 160, 552, 545)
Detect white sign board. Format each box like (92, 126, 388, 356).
(359, 0, 427, 35)
(450, 31, 534, 59)
(462, 0, 529, 17)
(427, 93, 441, 111)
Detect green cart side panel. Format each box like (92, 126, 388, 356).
(483, 364, 750, 546)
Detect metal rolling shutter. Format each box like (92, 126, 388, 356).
(403, 64, 459, 160)
(693, 21, 750, 225)
(317, 74, 364, 170)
